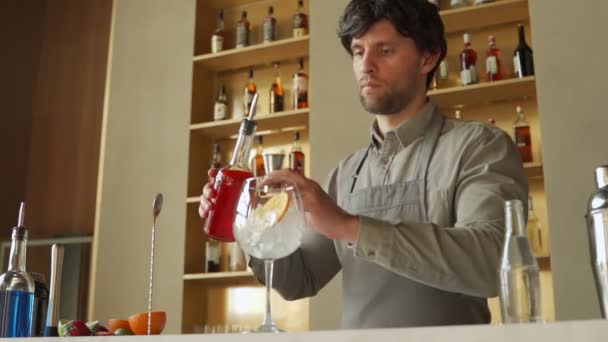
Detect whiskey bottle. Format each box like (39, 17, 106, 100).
(250, 135, 266, 177)
(460, 33, 478, 86)
(243, 68, 257, 116)
(513, 24, 535, 78)
(211, 9, 225, 53)
(513, 106, 533, 163)
(293, 58, 309, 109)
(486, 35, 503, 81)
(263, 6, 276, 43)
(205, 240, 221, 272)
(213, 85, 228, 121)
(236, 11, 251, 49)
(269, 63, 284, 113)
(289, 131, 305, 175)
(293, 0, 309, 37)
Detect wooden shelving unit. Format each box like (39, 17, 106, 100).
(441, 0, 529, 34)
(524, 161, 543, 179)
(429, 76, 536, 108)
(194, 36, 309, 72)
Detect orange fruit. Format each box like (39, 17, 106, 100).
(107, 319, 130, 334)
(256, 192, 290, 225)
(128, 311, 166, 335)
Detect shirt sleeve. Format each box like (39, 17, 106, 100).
(352, 126, 528, 298)
(248, 168, 343, 300)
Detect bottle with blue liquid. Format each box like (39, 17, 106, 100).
(0, 203, 34, 337)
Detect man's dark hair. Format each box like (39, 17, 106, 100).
(337, 0, 447, 88)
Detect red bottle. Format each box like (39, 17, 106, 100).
(460, 33, 478, 86)
(485, 35, 502, 81)
(204, 119, 256, 242)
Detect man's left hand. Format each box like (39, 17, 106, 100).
(261, 170, 360, 243)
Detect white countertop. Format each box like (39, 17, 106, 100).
(11, 320, 608, 341)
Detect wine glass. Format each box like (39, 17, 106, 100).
(233, 175, 306, 333)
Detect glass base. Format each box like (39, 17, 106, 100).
(243, 324, 284, 333)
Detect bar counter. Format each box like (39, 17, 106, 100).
(11, 320, 608, 341)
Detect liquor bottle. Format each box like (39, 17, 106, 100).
(513, 106, 533, 163)
(527, 196, 544, 256)
(486, 35, 503, 81)
(203, 97, 258, 242)
(454, 110, 463, 120)
(450, 0, 469, 8)
(0, 203, 34, 337)
(460, 33, 478, 86)
(236, 11, 251, 49)
(210, 143, 222, 170)
(263, 6, 276, 43)
(205, 240, 221, 273)
(229, 242, 247, 272)
(293, 0, 309, 37)
(269, 63, 285, 113)
(213, 85, 228, 121)
(289, 131, 305, 175)
(293, 58, 309, 109)
(513, 24, 535, 78)
(211, 9, 225, 53)
(432, 60, 449, 90)
(243, 69, 257, 117)
(251, 135, 265, 177)
(499, 199, 542, 323)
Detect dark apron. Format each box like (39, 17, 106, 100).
(335, 108, 490, 328)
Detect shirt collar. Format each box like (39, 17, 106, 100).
(370, 101, 437, 151)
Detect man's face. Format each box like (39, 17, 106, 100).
(351, 19, 427, 115)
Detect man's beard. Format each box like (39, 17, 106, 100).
(359, 86, 413, 115)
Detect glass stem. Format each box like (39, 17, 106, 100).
(262, 259, 274, 327)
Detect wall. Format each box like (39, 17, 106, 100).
(89, 0, 195, 333)
(529, 0, 608, 320)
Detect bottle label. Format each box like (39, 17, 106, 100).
(293, 28, 307, 37)
(439, 60, 448, 79)
(461, 66, 479, 85)
(236, 25, 248, 48)
(214, 103, 227, 121)
(294, 77, 308, 97)
(514, 54, 522, 78)
(263, 20, 275, 43)
(486, 56, 498, 75)
(205, 242, 221, 263)
(211, 35, 223, 53)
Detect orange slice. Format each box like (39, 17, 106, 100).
(256, 192, 290, 225)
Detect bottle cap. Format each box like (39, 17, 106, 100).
(463, 33, 471, 43)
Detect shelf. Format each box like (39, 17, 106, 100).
(191, 108, 309, 140)
(429, 76, 536, 108)
(193, 36, 309, 73)
(524, 161, 543, 179)
(441, 0, 529, 34)
(187, 197, 199, 204)
(183, 271, 256, 284)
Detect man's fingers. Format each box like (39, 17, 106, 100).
(208, 168, 219, 178)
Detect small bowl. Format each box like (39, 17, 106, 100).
(128, 311, 166, 335)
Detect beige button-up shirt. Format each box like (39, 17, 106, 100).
(252, 100, 528, 310)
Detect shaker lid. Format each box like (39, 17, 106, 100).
(588, 165, 608, 211)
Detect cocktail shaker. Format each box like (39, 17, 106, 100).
(585, 165, 608, 319)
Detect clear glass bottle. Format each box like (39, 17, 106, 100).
(210, 143, 222, 170)
(292, 0, 309, 37)
(513, 105, 533, 163)
(460, 33, 478, 86)
(251, 135, 265, 177)
(236, 11, 251, 49)
(293, 58, 309, 109)
(211, 9, 225, 53)
(0, 204, 35, 337)
(499, 199, 542, 323)
(269, 63, 285, 113)
(213, 85, 228, 121)
(289, 131, 305, 175)
(527, 196, 544, 256)
(263, 6, 276, 43)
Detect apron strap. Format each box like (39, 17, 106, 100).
(417, 109, 445, 222)
(350, 144, 371, 194)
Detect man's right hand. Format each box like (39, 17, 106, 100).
(198, 168, 219, 219)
